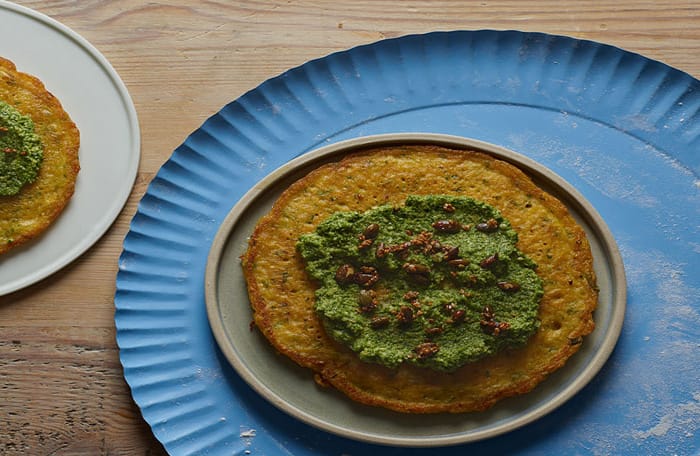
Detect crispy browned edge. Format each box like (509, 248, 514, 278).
(241, 146, 597, 413)
(0, 56, 80, 255)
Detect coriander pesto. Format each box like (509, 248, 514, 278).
(297, 195, 544, 371)
(0, 100, 43, 196)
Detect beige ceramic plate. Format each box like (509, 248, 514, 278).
(205, 133, 626, 447)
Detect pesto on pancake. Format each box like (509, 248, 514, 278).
(297, 195, 544, 372)
(242, 144, 597, 414)
(0, 100, 44, 196)
(0, 57, 80, 255)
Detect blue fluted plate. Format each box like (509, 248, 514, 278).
(115, 30, 700, 455)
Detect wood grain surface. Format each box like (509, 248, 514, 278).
(1, 1, 698, 454)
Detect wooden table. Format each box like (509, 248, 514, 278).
(2, 1, 698, 454)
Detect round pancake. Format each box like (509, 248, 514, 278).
(242, 144, 597, 414)
(0, 57, 80, 255)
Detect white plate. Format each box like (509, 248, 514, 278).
(0, 1, 140, 295)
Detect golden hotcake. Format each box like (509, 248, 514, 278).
(0, 57, 80, 255)
(241, 144, 597, 413)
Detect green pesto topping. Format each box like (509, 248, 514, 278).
(0, 100, 44, 196)
(297, 195, 543, 372)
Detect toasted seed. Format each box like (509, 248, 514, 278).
(403, 290, 420, 301)
(447, 258, 469, 269)
(492, 321, 510, 335)
(358, 238, 374, 249)
(375, 242, 390, 258)
(480, 305, 510, 335)
(426, 239, 443, 254)
(403, 263, 430, 274)
(358, 289, 376, 305)
(396, 305, 414, 325)
(497, 281, 521, 292)
(425, 326, 444, 337)
(403, 263, 431, 285)
(432, 219, 462, 234)
(479, 253, 499, 269)
(335, 264, 355, 284)
(414, 342, 440, 358)
(442, 302, 457, 314)
(476, 218, 500, 233)
(443, 246, 459, 261)
(391, 241, 412, 259)
(370, 316, 391, 329)
(353, 266, 379, 288)
(358, 289, 378, 313)
(363, 223, 380, 239)
(451, 309, 466, 323)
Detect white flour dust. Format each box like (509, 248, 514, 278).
(633, 392, 700, 440)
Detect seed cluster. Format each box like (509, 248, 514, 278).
(298, 195, 545, 371)
(335, 263, 380, 288)
(330, 206, 521, 362)
(480, 305, 511, 336)
(357, 222, 380, 250)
